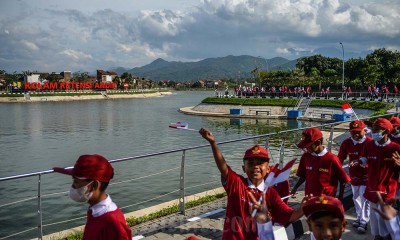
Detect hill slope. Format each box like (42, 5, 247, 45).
(114, 55, 297, 82)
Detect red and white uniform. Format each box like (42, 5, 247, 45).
(83, 195, 132, 240)
(386, 216, 400, 240)
(338, 136, 372, 225)
(390, 133, 400, 145)
(222, 166, 294, 240)
(296, 148, 350, 197)
(360, 139, 400, 236)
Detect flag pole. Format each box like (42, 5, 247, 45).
(350, 106, 359, 120)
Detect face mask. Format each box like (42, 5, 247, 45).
(69, 181, 93, 203)
(394, 129, 400, 135)
(371, 132, 384, 142)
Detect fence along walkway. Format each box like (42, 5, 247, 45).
(0, 112, 397, 239)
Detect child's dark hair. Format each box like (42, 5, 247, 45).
(308, 211, 344, 221)
(99, 181, 109, 191)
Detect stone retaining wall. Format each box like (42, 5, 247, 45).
(0, 92, 172, 103)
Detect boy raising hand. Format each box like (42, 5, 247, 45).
(199, 128, 308, 240)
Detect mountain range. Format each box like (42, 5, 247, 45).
(113, 55, 297, 82)
(112, 48, 371, 82)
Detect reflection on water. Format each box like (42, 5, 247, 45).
(230, 118, 243, 126)
(0, 91, 316, 239)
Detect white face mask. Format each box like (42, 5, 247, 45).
(69, 181, 93, 203)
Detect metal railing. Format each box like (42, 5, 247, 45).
(0, 112, 398, 239)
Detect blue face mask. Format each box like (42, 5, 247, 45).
(371, 132, 384, 142)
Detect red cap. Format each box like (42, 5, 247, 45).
(185, 236, 201, 240)
(243, 145, 269, 162)
(373, 118, 393, 132)
(349, 120, 365, 131)
(390, 116, 400, 127)
(53, 154, 114, 182)
(297, 128, 323, 148)
(302, 195, 344, 219)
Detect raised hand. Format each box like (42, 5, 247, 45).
(248, 191, 269, 224)
(199, 128, 215, 144)
(392, 151, 400, 167)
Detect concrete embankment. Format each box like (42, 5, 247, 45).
(180, 103, 374, 122)
(0, 91, 173, 103)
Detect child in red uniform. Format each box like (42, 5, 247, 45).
(53, 154, 132, 240)
(390, 116, 400, 207)
(199, 128, 308, 240)
(389, 116, 400, 144)
(291, 128, 350, 199)
(359, 118, 400, 239)
(302, 195, 347, 240)
(337, 120, 372, 233)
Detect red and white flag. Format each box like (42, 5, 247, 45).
(264, 159, 296, 190)
(169, 121, 189, 129)
(341, 103, 354, 114)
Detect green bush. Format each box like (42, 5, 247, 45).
(202, 97, 297, 107)
(0, 94, 24, 97)
(125, 193, 226, 226)
(309, 99, 393, 111)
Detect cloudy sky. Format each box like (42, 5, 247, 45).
(0, 0, 399, 73)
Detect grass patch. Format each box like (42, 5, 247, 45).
(0, 94, 24, 97)
(309, 99, 393, 111)
(202, 97, 297, 107)
(125, 193, 227, 226)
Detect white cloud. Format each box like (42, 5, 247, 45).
(0, 0, 399, 72)
(60, 49, 93, 60)
(21, 40, 39, 51)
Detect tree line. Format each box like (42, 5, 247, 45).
(256, 48, 400, 91)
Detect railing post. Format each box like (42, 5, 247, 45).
(327, 125, 335, 152)
(279, 138, 285, 168)
(179, 150, 186, 215)
(265, 136, 276, 164)
(37, 174, 43, 240)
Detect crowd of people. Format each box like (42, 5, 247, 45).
(224, 85, 400, 100)
(51, 116, 400, 240)
(233, 85, 314, 98)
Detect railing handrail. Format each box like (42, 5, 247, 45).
(1, 112, 397, 182)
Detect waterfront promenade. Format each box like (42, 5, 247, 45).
(130, 176, 372, 239)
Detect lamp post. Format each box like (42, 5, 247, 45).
(339, 42, 344, 90)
